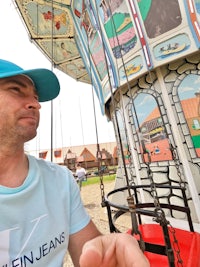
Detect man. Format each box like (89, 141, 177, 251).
(0, 59, 149, 267)
(75, 163, 86, 190)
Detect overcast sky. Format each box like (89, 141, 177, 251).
(0, 1, 116, 151)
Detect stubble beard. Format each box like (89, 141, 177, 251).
(0, 123, 38, 147)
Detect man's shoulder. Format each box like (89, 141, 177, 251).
(27, 154, 71, 176)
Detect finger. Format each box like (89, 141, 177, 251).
(79, 245, 102, 267)
(79, 233, 150, 267)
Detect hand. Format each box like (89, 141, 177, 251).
(79, 233, 150, 267)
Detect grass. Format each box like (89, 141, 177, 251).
(82, 174, 116, 187)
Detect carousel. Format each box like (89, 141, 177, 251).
(14, 0, 200, 266)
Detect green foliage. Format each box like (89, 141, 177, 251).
(82, 174, 115, 187)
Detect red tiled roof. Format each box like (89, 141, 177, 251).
(144, 107, 160, 123)
(181, 97, 199, 118)
(142, 97, 199, 124)
(80, 147, 96, 162)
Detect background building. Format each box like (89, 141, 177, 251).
(27, 142, 118, 171)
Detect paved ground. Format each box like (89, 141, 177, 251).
(63, 181, 130, 266)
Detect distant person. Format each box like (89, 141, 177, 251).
(0, 58, 149, 267)
(76, 163, 87, 190)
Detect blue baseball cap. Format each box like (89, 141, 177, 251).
(0, 59, 60, 102)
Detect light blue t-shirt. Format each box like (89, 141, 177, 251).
(0, 155, 90, 267)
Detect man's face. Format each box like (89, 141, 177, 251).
(0, 75, 41, 144)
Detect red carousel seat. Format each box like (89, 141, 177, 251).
(127, 224, 200, 267)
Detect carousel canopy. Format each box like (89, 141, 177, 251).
(14, 0, 200, 114)
(14, 0, 91, 84)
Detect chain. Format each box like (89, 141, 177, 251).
(170, 143, 186, 188)
(144, 152, 180, 267)
(168, 143, 185, 266)
(168, 224, 183, 267)
(126, 104, 147, 250)
(100, 175, 106, 206)
(127, 103, 137, 188)
(145, 150, 160, 209)
(96, 150, 106, 207)
(99, 173, 106, 207)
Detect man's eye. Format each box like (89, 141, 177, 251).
(11, 87, 20, 92)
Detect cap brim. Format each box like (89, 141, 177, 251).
(0, 67, 60, 102)
(22, 69, 60, 102)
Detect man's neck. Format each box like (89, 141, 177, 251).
(0, 151, 29, 188)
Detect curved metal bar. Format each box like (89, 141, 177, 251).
(105, 184, 194, 232)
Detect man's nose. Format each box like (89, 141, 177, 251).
(25, 98, 41, 110)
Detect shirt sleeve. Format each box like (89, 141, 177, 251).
(68, 170, 90, 234)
